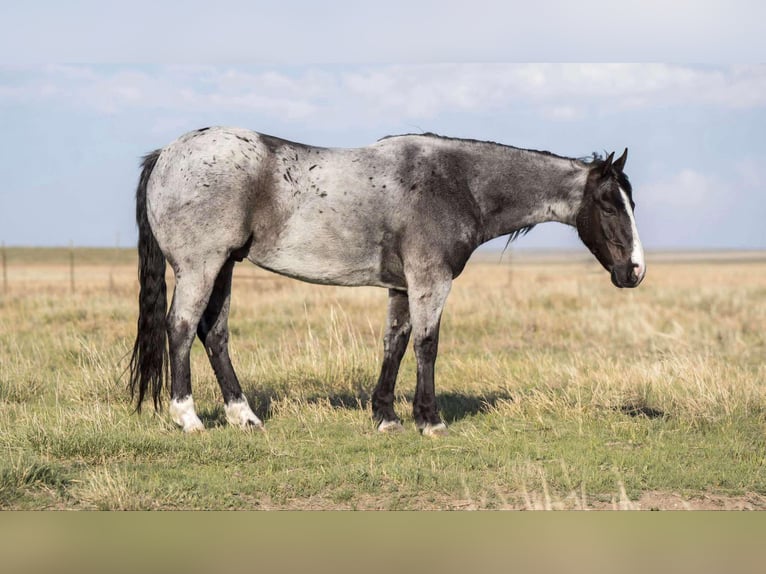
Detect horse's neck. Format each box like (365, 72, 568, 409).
(467, 146, 588, 243)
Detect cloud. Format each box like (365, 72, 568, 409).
(734, 158, 764, 190)
(637, 161, 766, 249)
(641, 169, 722, 209)
(2, 64, 766, 128)
(4, 1, 766, 64)
(542, 105, 584, 121)
(0, 65, 333, 118)
(344, 63, 766, 119)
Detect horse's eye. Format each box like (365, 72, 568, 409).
(602, 205, 617, 216)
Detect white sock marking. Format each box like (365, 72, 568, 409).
(377, 419, 404, 433)
(421, 422, 448, 436)
(169, 396, 205, 433)
(224, 397, 263, 429)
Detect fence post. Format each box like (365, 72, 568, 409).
(2, 242, 7, 294)
(109, 232, 120, 296)
(69, 241, 75, 294)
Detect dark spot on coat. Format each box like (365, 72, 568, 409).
(309, 164, 317, 171)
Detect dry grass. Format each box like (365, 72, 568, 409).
(1, 247, 765, 509)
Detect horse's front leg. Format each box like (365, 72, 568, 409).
(372, 289, 412, 432)
(407, 271, 452, 436)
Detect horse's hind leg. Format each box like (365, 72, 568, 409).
(197, 259, 263, 430)
(166, 256, 228, 432)
(372, 289, 411, 432)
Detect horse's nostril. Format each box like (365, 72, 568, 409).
(631, 261, 645, 283)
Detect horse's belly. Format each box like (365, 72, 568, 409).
(247, 229, 406, 289)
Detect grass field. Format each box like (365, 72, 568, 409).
(1, 247, 765, 510)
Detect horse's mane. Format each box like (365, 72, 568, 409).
(378, 132, 588, 164)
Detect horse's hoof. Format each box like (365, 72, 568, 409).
(421, 422, 448, 437)
(377, 419, 404, 433)
(243, 419, 265, 432)
(225, 398, 264, 430)
(170, 396, 205, 433)
(183, 420, 206, 433)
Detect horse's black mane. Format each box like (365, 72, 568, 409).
(617, 171, 633, 202)
(506, 225, 535, 244)
(379, 132, 596, 164)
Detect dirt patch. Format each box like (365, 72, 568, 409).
(221, 491, 766, 511)
(634, 491, 766, 511)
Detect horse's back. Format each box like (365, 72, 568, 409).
(245, 134, 411, 287)
(146, 127, 410, 288)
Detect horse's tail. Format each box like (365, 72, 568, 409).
(129, 149, 168, 412)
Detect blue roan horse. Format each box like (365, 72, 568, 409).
(129, 127, 645, 434)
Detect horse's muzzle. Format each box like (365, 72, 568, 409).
(610, 262, 644, 288)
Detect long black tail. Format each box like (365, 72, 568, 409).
(129, 149, 167, 412)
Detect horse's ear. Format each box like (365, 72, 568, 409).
(601, 151, 615, 176)
(613, 148, 628, 173)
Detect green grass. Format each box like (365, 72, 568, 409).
(1, 250, 765, 509)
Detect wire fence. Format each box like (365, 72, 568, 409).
(0, 245, 126, 296)
(6, 244, 757, 299)
(0, 244, 291, 297)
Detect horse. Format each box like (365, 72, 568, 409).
(129, 127, 645, 435)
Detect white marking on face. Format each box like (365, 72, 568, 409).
(619, 186, 645, 283)
(224, 397, 264, 429)
(169, 396, 205, 433)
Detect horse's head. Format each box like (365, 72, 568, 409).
(576, 149, 645, 288)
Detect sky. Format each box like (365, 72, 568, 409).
(1, 2, 764, 252)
